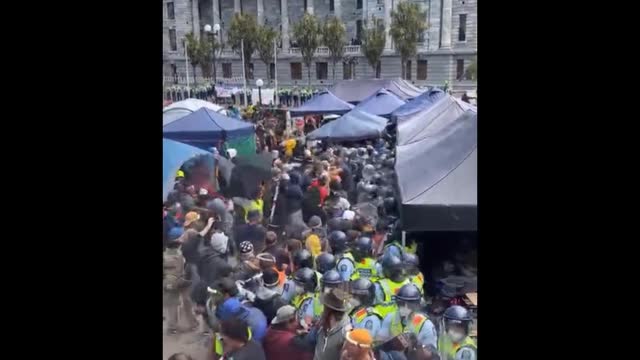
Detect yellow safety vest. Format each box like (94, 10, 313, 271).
(243, 199, 263, 221)
(404, 312, 430, 336)
(377, 278, 411, 304)
(214, 327, 253, 356)
(350, 258, 379, 281)
(438, 335, 477, 360)
(374, 303, 403, 338)
(383, 242, 417, 256)
(292, 292, 324, 319)
(411, 272, 425, 295)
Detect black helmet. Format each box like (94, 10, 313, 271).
(382, 255, 406, 283)
(316, 252, 336, 274)
(293, 249, 314, 270)
(352, 237, 373, 262)
(396, 284, 423, 313)
(403, 253, 420, 275)
(383, 197, 397, 215)
(320, 269, 342, 292)
(443, 305, 472, 334)
(350, 278, 375, 307)
(328, 231, 348, 253)
(293, 267, 318, 293)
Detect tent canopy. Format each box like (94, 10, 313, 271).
(163, 138, 212, 201)
(396, 94, 476, 146)
(289, 90, 354, 116)
(330, 79, 424, 104)
(391, 88, 446, 121)
(163, 107, 255, 149)
(307, 110, 388, 141)
(395, 110, 477, 231)
(353, 89, 407, 117)
(163, 98, 226, 126)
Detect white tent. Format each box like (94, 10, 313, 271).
(163, 98, 227, 126)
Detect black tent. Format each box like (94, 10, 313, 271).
(395, 110, 477, 231)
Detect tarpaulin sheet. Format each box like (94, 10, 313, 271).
(391, 88, 446, 121)
(395, 110, 477, 231)
(353, 89, 406, 117)
(307, 110, 388, 141)
(163, 98, 226, 126)
(289, 90, 354, 116)
(330, 79, 424, 103)
(163, 138, 212, 201)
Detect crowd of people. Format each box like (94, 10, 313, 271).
(163, 125, 477, 360)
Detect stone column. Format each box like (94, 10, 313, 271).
(257, 0, 264, 25)
(427, 0, 441, 52)
(192, 0, 200, 38)
(440, 0, 452, 49)
(213, 0, 220, 25)
(234, 0, 241, 13)
(384, 0, 392, 50)
(334, 0, 341, 19)
(307, 0, 314, 15)
(281, 0, 290, 51)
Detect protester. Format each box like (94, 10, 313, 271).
(263, 305, 314, 360)
(164, 239, 199, 334)
(235, 210, 267, 253)
(340, 329, 376, 360)
(219, 318, 267, 360)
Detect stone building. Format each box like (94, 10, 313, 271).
(162, 0, 476, 90)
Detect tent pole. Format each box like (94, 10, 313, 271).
(401, 231, 406, 248)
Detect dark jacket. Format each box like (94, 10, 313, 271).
(253, 287, 288, 324)
(285, 174, 304, 214)
(263, 327, 314, 360)
(197, 248, 232, 284)
(224, 340, 267, 360)
(235, 223, 268, 252)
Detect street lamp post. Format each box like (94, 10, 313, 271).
(204, 23, 221, 84)
(256, 78, 264, 105)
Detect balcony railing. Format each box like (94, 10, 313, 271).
(287, 45, 361, 56)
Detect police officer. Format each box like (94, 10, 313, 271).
(349, 278, 386, 341)
(438, 305, 477, 360)
(374, 255, 410, 305)
(320, 269, 343, 294)
(403, 253, 425, 295)
(290, 267, 323, 325)
(382, 238, 417, 261)
(331, 230, 357, 281)
(316, 252, 337, 274)
(389, 284, 437, 349)
(282, 249, 316, 302)
(350, 237, 382, 280)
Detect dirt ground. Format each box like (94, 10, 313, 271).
(163, 306, 211, 360)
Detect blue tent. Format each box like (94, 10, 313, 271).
(391, 88, 446, 121)
(163, 138, 212, 201)
(289, 90, 354, 116)
(163, 107, 255, 151)
(307, 110, 388, 141)
(354, 88, 407, 118)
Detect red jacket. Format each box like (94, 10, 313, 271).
(263, 327, 313, 360)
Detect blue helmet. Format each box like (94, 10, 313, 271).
(316, 252, 337, 274)
(443, 305, 473, 334)
(396, 284, 422, 302)
(321, 269, 342, 290)
(350, 278, 375, 306)
(328, 231, 348, 253)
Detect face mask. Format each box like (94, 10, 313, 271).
(448, 329, 465, 343)
(350, 298, 362, 308)
(399, 306, 412, 318)
(323, 287, 333, 294)
(295, 285, 305, 295)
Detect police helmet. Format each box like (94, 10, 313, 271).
(396, 284, 422, 311)
(293, 249, 314, 270)
(328, 230, 348, 253)
(293, 267, 318, 293)
(352, 237, 373, 262)
(315, 252, 336, 274)
(382, 255, 406, 283)
(443, 305, 473, 334)
(320, 269, 342, 292)
(403, 253, 420, 275)
(350, 278, 375, 307)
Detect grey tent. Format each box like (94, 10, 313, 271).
(395, 110, 477, 231)
(330, 79, 424, 104)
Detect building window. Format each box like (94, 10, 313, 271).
(458, 14, 467, 42)
(269, 63, 276, 80)
(357, 0, 363, 9)
(343, 62, 352, 80)
(316, 62, 328, 80)
(222, 63, 232, 78)
(330, 0, 334, 11)
(456, 59, 464, 80)
(169, 29, 177, 51)
(405, 61, 412, 80)
(171, 64, 178, 84)
(376, 62, 381, 78)
(356, 20, 363, 41)
(291, 62, 302, 80)
(304, 0, 307, 10)
(247, 63, 254, 79)
(417, 60, 427, 80)
(166, 2, 175, 20)
(418, 31, 425, 43)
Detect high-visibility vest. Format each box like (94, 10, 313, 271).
(438, 335, 477, 360)
(404, 311, 430, 337)
(273, 266, 286, 286)
(242, 199, 263, 221)
(374, 303, 403, 337)
(350, 258, 380, 281)
(411, 272, 425, 295)
(377, 278, 410, 304)
(292, 292, 323, 321)
(214, 327, 252, 356)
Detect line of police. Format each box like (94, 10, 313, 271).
(275, 231, 477, 360)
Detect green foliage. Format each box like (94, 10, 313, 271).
(466, 59, 477, 81)
(293, 13, 322, 86)
(256, 25, 279, 85)
(322, 16, 346, 80)
(361, 17, 386, 78)
(185, 32, 200, 66)
(390, 2, 427, 78)
(227, 13, 259, 78)
(199, 36, 213, 78)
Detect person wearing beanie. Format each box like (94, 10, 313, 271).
(303, 215, 328, 251)
(263, 231, 281, 258)
(252, 266, 288, 324)
(235, 209, 267, 254)
(340, 329, 375, 360)
(232, 241, 261, 282)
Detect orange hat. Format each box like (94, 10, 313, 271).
(345, 329, 373, 348)
(183, 211, 200, 227)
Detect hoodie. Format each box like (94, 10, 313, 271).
(216, 298, 268, 343)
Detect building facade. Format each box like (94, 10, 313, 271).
(162, 0, 476, 90)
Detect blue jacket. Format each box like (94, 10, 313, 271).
(216, 298, 268, 343)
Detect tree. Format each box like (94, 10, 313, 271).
(390, 2, 427, 79)
(185, 32, 200, 85)
(198, 36, 213, 79)
(255, 25, 278, 86)
(466, 58, 477, 81)
(361, 17, 386, 78)
(227, 13, 259, 82)
(293, 13, 321, 86)
(322, 16, 346, 81)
